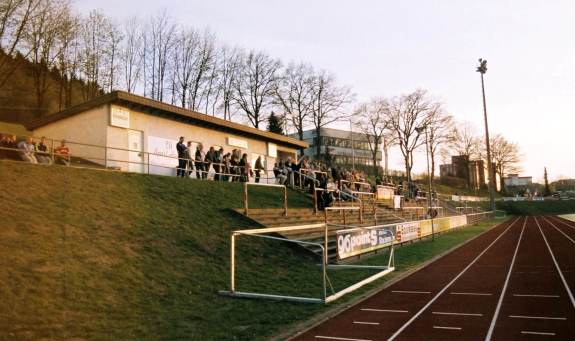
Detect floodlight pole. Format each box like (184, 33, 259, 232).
(349, 119, 355, 171)
(417, 125, 435, 241)
(477, 58, 496, 211)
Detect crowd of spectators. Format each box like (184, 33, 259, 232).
(175, 137, 266, 183)
(0, 134, 70, 166)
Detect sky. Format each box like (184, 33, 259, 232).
(75, 0, 575, 182)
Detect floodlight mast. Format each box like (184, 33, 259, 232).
(477, 58, 496, 211)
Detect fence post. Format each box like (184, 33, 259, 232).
(324, 223, 328, 265)
(283, 186, 288, 217)
(231, 234, 236, 292)
(50, 138, 55, 165)
(147, 153, 150, 174)
(244, 183, 249, 216)
(313, 189, 318, 214)
(104, 145, 108, 169)
(343, 209, 347, 225)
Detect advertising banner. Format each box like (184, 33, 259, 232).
(396, 221, 420, 242)
(337, 227, 394, 260)
(148, 136, 178, 176)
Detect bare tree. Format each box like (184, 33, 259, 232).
(274, 62, 315, 153)
(24, 0, 73, 115)
(79, 9, 110, 100)
(144, 11, 176, 101)
(309, 70, 353, 159)
(0, 0, 40, 88)
(387, 89, 434, 184)
(187, 29, 215, 111)
(233, 50, 280, 129)
(355, 97, 392, 176)
(487, 134, 521, 193)
(426, 107, 453, 182)
(102, 18, 121, 92)
(120, 16, 142, 93)
(217, 45, 240, 120)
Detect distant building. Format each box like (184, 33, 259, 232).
(440, 155, 490, 190)
(290, 127, 381, 167)
(504, 174, 532, 187)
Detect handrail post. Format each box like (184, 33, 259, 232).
(231, 233, 236, 292)
(343, 209, 347, 225)
(147, 153, 150, 174)
(324, 223, 328, 265)
(283, 186, 288, 217)
(313, 189, 318, 214)
(322, 246, 327, 302)
(50, 138, 55, 165)
(244, 182, 249, 216)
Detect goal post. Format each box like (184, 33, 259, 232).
(219, 223, 396, 304)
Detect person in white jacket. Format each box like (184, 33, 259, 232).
(17, 137, 37, 164)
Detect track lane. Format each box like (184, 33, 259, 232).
(389, 217, 526, 341)
(290, 217, 519, 341)
(486, 216, 575, 340)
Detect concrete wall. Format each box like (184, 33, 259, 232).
(33, 105, 108, 164)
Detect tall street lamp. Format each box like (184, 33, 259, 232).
(416, 124, 435, 241)
(476, 58, 496, 211)
(349, 119, 355, 171)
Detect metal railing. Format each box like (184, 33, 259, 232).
(0, 131, 282, 183)
(244, 182, 287, 217)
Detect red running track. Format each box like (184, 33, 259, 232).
(289, 216, 575, 341)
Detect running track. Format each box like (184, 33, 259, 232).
(289, 216, 575, 341)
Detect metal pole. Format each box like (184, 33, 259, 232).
(284, 186, 288, 216)
(478, 59, 496, 211)
(350, 119, 355, 171)
(324, 223, 328, 265)
(231, 234, 236, 292)
(425, 127, 435, 241)
(244, 183, 249, 216)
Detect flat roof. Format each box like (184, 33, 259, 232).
(26, 91, 308, 149)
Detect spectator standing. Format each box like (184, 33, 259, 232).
(204, 146, 216, 180)
(36, 136, 52, 164)
(213, 147, 223, 181)
(195, 144, 205, 179)
(239, 153, 251, 182)
(254, 155, 264, 183)
(54, 140, 70, 166)
(185, 141, 194, 177)
(176, 136, 186, 177)
(17, 137, 38, 163)
(222, 152, 231, 181)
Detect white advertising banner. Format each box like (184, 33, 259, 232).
(148, 136, 178, 176)
(336, 227, 394, 260)
(396, 221, 420, 242)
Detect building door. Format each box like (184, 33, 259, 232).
(128, 130, 144, 173)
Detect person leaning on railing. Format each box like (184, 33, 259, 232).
(184, 140, 194, 177)
(35, 136, 52, 164)
(254, 155, 264, 183)
(195, 144, 205, 179)
(176, 136, 187, 178)
(0, 134, 19, 160)
(54, 139, 71, 166)
(17, 136, 38, 164)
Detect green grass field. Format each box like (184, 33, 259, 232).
(0, 161, 505, 340)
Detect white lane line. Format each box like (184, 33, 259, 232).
(521, 331, 556, 336)
(535, 217, 575, 309)
(513, 294, 560, 298)
(315, 336, 372, 341)
(551, 216, 575, 230)
(360, 308, 408, 313)
(433, 326, 462, 330)
(543, 216, 575, 244)
(392, 290, 431, 294)
(485, 217, 527, 341)
(433, 311, 483, 317)
(509, 315, 566, 320)
(387, 217, 522, 341)
(450, 292, 492, 296)
(353, 321, 380, 325)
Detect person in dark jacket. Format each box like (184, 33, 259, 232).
(195, 144, 205, 179)
(176, 136, 186, 177)
(254, 155, 264, 183)
(204, 146, 216, 180)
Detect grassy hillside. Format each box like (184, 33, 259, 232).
(497, 200, 575, 215)
(0, 161, 504, 340)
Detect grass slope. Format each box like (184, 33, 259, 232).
(0, 161, 504, 340)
